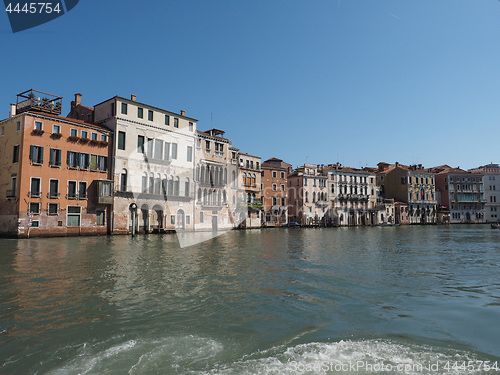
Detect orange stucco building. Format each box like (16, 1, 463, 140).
(0, 90, 113, 238)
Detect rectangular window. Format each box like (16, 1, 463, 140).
(79, 153, 90, 169)
(67, 151, 78, 168)
(49, 148, 62, 167)
(30, 177, 42, 198)
(91, 133, 98, 141)
(98, 156, 108, 171)
(12, 145, 19, 163)
(205, 141, 210, 151)
(185, 180, 190, 197)
(53, 124, 61, 134)
(281, 197, 286, 206)
(280, 171, 285, 179)
(174, 118, 179, 128)
(10, 177, 16, 197)
(29, 145, 44, 164)
(146, 138, 153, 158)
(138, 107, 143, 119)
(272, 183, 277, 191)
(81, 130, 88, 139)
(120, 172, 127, 191)
(148, 110, 153, 121)
(137, 135, 145, 153)
(272, 171, 277, 178)
(68, 181, 77, 199)
(0, 126, 4, 136)
(281, 184, 285, 192)
(100, 181, 112, 197)
(111, 102, 116, 116)
(165, 115, 170, 126)
(154, 139, 163, 159)
(101, 134, 107, 142)
(189, 122, 193, 131)
(171, 215, 175, 225)
(67, 206, 81, 226)
(118, 131, 126, 150)
(16, 121, 20, 131)
(272, 196, 277, 205)
(79, 182, 87, 199)
(96, 211, 105, 225)
(200, 212, 204, 223)
(90, 154, 98, 170)
(28, 202, 40, 216)
(48, 203, 58, 215)
(171, 143, 178, 159)
(121, 103, 128, 115)
(186, 215, 191, 225)
(34, 121, 43, 131)
(187, 146, 192, 162)
(70, 128, 78, 137)
(164, 142, 171, 160)
(49, 179, 59, 198)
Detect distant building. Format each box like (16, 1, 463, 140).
(261, 157, 291, 226)
(238, 152, 262, 228)
(194, 128, 239, 231)
(0, 89, 112, 238)
(288, 164, 328, 226)
(377, 162, 437, 224)
(430, 165, 485, 224)
(324, 163, 380, 226)
(469, 164, 500, 222)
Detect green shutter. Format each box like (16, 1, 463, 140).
(49, 149, 54, 166)
(39, 147, 43, 164)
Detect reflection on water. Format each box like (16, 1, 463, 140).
(0, 226, 499, 374)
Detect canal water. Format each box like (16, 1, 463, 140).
(1, 226, 499, 374)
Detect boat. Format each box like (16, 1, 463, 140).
(379, 222, 399, 227)
(491, 223, 500, 229)
(284, 222, 301, 228)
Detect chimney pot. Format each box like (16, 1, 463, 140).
(75, 93, 82, 106)
(131, 95, 136, 101)
(9, 103, 16, 118)
(180, 110, 185, 116)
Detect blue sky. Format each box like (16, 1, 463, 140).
(1, 0, 499, 170)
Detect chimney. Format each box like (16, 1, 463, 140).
(180, 110, 185, 116)
(395, 162, 399, 167)
(75, 93, 82, 106)
(9, 103, 16, 118)
(131, 95, 136, 102)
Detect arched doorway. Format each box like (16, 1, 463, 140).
(140, 204, 149, 233)
(153, 204, 164, 230)
(176, 209, 185, 230)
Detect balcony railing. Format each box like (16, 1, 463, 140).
(47, 192, 60, 199)
(6, 190, 15, 198)
(28, 191, 41, 198)
(16, 89, 62, 115)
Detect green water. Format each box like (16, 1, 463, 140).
(1, 226, 499, 374)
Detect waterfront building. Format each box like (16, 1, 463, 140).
(430, 165, 485, 224)
(394, 201, 410, 225)
(324, 163, 380, 226)
(94, 95, 196, 233)
(0, 89, 112, 238)
(261, 157, 292, 226)
(287, 164, 328, 226)
(469, 164, 500, 223)
(377, 162, 437, 224)
(194, 128, 240, 231)
(238, 152, 262, 228)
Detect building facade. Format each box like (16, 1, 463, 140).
(288, 164, 328, 226)
(0, 89, 112, 238)
(470, 164, 500, 223)
(325, 164, 380, 226)
(377, 162, 437, 224)
(261, 157, 291, 226)
(94, 95, 196, 234)
(238, 152, 262, 228)
(194, 128, 240, 231)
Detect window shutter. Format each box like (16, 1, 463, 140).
(49, 149, 54, 166)
(29, 145, 34, 160)
(39, 147, 44, 163)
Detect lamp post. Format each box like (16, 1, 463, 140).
(130, 203, 137, 237)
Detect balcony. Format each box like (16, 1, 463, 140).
(28, 191, 41, 198)
(6, 190, 15, 199)
(315, 200, 329, 207)
(16, 89, 62, 115)
(47, 192, 60, 199)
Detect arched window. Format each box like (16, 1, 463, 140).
(247, 193, 251, 203)
(203, 188, 207, 205)
(223, 190, 227, 204)
(162, 174, 168, 195)
(120, 169, 128, 192)
(196, 165, 200, 182)
(141, 172, 148, 193)
(200, 165, 205, 184)
(208, 189, 212, 205)
(243, 172, 247, 186)
(224, 168, 228, 185)
(305, 191, 309, 203)
(252, 193, 256, 204)
(149, 173, 154, 194)
(312, 192, 316, 202)
(217, 190, 221, 205)
(174, 177, 180, 196)
(198, 188, 202, 201)
(167, 176, 173, 196)
(185, 178, 190, 197)
(252, 173, 256, 186)
(155, 174, 161, 195)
